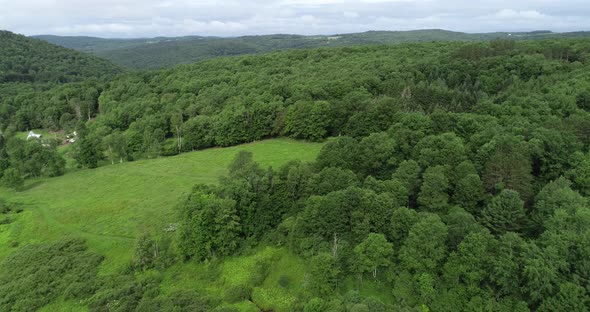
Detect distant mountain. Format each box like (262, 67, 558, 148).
(0, 31, 121, 84)
(33, 29, 590, 70)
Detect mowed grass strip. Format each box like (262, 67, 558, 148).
(0, 138, 324, 272)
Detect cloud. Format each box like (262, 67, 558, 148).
(494, 9, 546, 19)
(0, 0, 589, 37)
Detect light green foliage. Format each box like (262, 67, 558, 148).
(453, 174, 484, 212)
(399, 214, 448, 274)
(413, 133, 467, 169)
(0, 138, 323, 271)
(533, 177, 587, 229)
(443, 230, 494, 290)
(538, 282, 590, 312)
(566, 152, 590, 196)
(304, 298, 326, 312)
(353, 233, 393, 280)
(0, 238, 103, 311)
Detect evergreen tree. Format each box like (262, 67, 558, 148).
(482, 189, 526, 235)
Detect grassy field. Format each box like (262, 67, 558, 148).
(0, 138, 324, 273)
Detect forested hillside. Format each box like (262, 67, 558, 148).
(1, 34, 590, 311)
(0, 30, 122, 188)
(0, 31, 120, 83)
(35, 29, 590, 69)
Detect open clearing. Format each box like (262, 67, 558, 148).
(0, 138, 324, 273)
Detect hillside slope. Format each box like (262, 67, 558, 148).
(0, 138, 324, 272)
(0, 30, 121, 83)
(0, 30, 122, 131)
(34, 29, 590, 69)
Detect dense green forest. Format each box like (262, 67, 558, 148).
(35, 29, 590, 69)
(2, 29, 590, 310)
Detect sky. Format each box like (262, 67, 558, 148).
(1, 0, 590, 38)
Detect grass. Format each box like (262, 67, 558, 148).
(0, 136, 393, 311)
(0, 138, 324, 273)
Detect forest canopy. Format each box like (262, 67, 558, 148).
(1, 30, 590, 311)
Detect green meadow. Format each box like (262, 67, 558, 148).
(0, 138, 324, 273)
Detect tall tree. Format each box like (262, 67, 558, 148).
(308, 253, 340, 297)
(418, 166, 450, 213)
(353, 233, 393, 281)
(482, 189, 526, 235)
(399, 214, 448, 274)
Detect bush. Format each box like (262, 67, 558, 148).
(0, 238, 103, 311)
(224, 284, 253, 303)
(278, 275, 291, 288)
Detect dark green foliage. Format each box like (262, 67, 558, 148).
(418, 166, 450, 213)
(399, 214, 448, 274)
(307, 167, 359, 196)
(444, 207, 482, 249)
(538, 282, 590, 312)
(392, 160, 422, 205)
(388, 207, 420, 249)
(413, 133, 467, 169)
(0, 238, 103, 311)
(481, 136, 534, 201)
(308, 253, 340, 297)
(6, 35, 590, 311)
(177, 190, 240, 261)
(0, 136, 66, 183)
(132, 233, 158, 271)
(453, 174, 484, 213)
(1, 167, 23, 190)
(36, 30, 590, 70)
(0, 31, 120, 83)
(315, 136, 359, 171)
(357, 132, 397, 178)
(482, 189, 526, 235)
(74, 137, 102, 168)
(284, 101, 331, 141)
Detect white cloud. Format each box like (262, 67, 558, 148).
(494, 9, 546, 19)
(343, 11, 359, 18)
(0, 0, 589, 37)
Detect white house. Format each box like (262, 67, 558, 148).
(26, 131, 42, 140)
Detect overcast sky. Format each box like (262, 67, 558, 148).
(1, 0, 590, 38)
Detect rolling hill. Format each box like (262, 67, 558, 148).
(0, 30, 121, 83)
(0, 30, 122, 131)
(34, 29, 590, 69)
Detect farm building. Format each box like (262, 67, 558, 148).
(26, 131, 42, 140)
